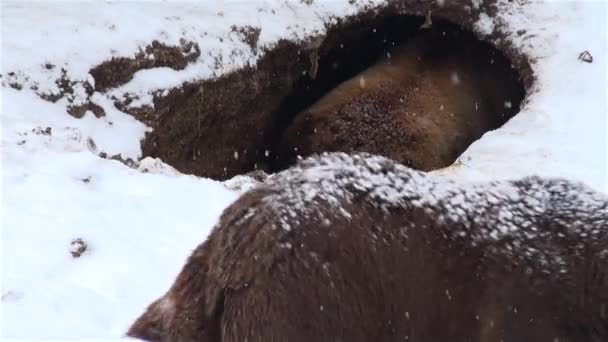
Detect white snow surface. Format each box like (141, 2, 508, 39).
(1, 0, 607, 340)
(451, 0, 607, 191)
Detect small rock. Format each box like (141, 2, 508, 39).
(70, 238, 88, 258)
(67, 102, 106, 119)
(578, 50, 593, 63)
(32, 126, 52, 135)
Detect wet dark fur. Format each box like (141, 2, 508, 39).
(276, 29, 522, 171)
(128, 153, 608, 342)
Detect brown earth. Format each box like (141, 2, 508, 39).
(130, 39, 311, 179)
(3, 40, 201, 120)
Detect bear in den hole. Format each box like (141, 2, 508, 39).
(274, 29, 523, 171)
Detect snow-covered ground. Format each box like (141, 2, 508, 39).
(1, 0, 606, 340)
(2, 87, 238, 339)
(448, 0, 607, 190)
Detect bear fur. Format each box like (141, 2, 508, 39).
(274, 29, 523, 171)
(128, 153, 608, 342)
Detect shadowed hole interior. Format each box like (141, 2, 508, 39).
(265, 15, 525, 172)
(137, 13, 526, 180)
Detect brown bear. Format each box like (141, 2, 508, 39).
(274, 28, 523, 171)
(128, 152, 608, 342)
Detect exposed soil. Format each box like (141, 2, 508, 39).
(3, 40, 202, 120)
(135, 39, 310, 179)
(36, 68, 107, 119)
(68, 102, 105, 119)
(90, 40, 200, 92)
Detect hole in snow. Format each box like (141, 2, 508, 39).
(137, 14, 525, 180)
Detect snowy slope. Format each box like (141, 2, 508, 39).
(1, 0, 607, 340)
(1, 90, 239, 338)
(1, 0, 370, 110)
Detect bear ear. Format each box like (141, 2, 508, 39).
(127, 296, 174, 342)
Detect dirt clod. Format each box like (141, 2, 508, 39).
(70, 238, 88, 258)
(32, 126, 52, 136)
(89, 40, 200, 92)
(231, 25, 262, 51)
(68, 102, 106, 119)
(86, 137, 98, 153)
(9, 82, 23, 90)
(578, 50, 593, 63)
